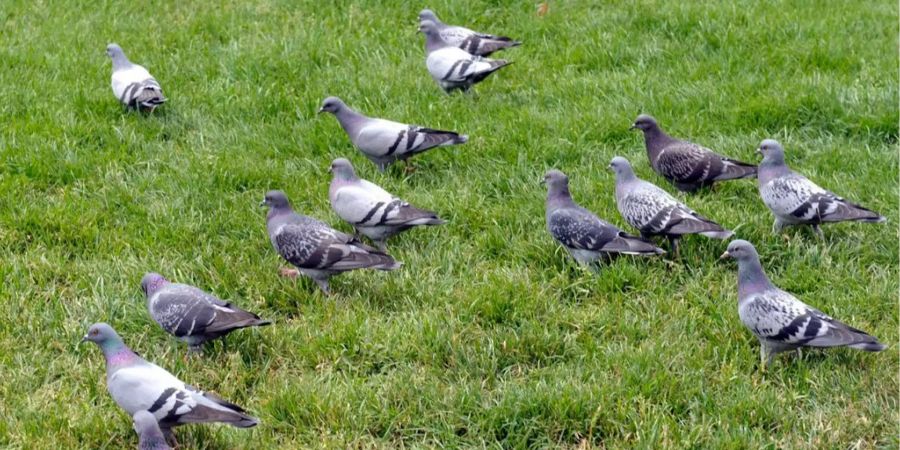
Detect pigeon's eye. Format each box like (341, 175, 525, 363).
(91, 329, 99, 336)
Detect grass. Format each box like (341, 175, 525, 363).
(0, 0, 897, 448)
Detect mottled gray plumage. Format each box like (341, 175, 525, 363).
(107, 44, 166, 111)
(418, 9, 521, 57)
(419, 20, 512, 93)
(262, 190, 401, 294)
(140, 273, 270, 353)
(133, 410, 172, 450)
(329, 158, 446, 251)
(543, 170, 664, 266)
(609, 156, 733, 256)
(319, 97, 467, 171)
(82, 323, 258, 447)
(757, 139, 885, 237)
(631, 115, 756, 192)
(721, 240, 885, 367)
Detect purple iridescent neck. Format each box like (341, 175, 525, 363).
(736, 255, 774, 300)
(145, 276, 167, 295)
(100, 339, 139, 374)
(267, 205, 292, 221)
(757, 157, 791, 186)
(643, 126, 677, 155)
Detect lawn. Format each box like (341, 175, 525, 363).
(0, 0, 897, 448)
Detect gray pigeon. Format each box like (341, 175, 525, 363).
(140, 273, 270, 353)
(329, 158, 446, 251)
(418, 9, 521, 57)
(132, 410, 171, 450)
(319, 97, 468, 171)
(631, 115, 757, 192)
(262, 190, 401, 294)
(757, 139, 885, 238)
(82, 323, 258, 447)
(107, 44, 166, 111)
(609, 156, 733, 256)
(720, 240, 885, 368)
(543, 169, 664, 266)
(419, 20, 512, 93)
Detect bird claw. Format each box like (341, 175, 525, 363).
(278, 268, 300, 278)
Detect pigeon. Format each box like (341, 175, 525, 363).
(132, 410, 171, 450)
(262, 190, 401, 294)
(720, 240, 885, 368)
(543, 169, 664, 266)
(81, 323, 258, 447)
(756, 139, 885, 238)
(329, 158, 446, 251)
(419, 20, 512, 93)
(608, 156, 733, 256)
(417, 9, 521, 57)
(106, 44, 166, 111)
(319, 97, 468, 172)
(631, 115, 757, 192)
(140, 273, 271, 353)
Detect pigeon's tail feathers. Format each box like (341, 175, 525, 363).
(715, 159, 758, 181)
(182, 391, 259, 428)
(470, 60, 512, 83)
(453, 134, 469, 144)
(334, 249, 401, 271)
(849, 340, 887, 352)
(827, 200, 886, 223)
(407, 217, 447, 226)
(698, 229, 734, 240)
(605, 233, 666, 256)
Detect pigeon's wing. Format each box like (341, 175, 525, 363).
(426, 48, 509, 84)
(619, 185, 676, 231)
(655, 142, 756, 184)
(107, 364, 193, 418)
(175, 385, 258, 427)
(112, 65, 165, 108)
(335, 185, 441, 227)
(355, 120, 463, 158)
(548, 207, 618, 251)
(273, 220, 397, 271)
(762, 174, 883, 224)
(439, 26, 474, 46)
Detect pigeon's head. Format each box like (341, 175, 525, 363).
(261, 190, 291, 209)
(418, 9, 438, 23)
(541, 169, 568, 189)
(719, 239, 759, 262)
(418, 20, 439, 35)
(140, 272, 167, 297)
(608, 156, 635, 179)
(330, 158, 357, 180)
(757, 139, 785, 164)
(106, 43, 124, 59)
(82, 322, 119, 345)
(318, 96, 345, 115)
(132, 410, 160, 435)
(630, 114, 658, 132)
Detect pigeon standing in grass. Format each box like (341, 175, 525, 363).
(609, 156, 732, 257)
(132, 410, 171, 450)
(106, 44, 166, 111)
(757, 139, 885, 238)
(543, 169, 664, 266)
(417, 9, 521, 57)
(82, 323, 258, 447)
(419, 20, 512, 93)
(720, 240, 885, 368)
(319, 97, 467, 171)
(631, 115, 757, 192)
(140, 273, 271, 354)
(262, 190, 401, 294)
(329, 158, 445, 251)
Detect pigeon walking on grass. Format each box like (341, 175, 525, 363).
(82, 323, 258, 447)
(140, 273, 270, 354)
(543, 169, 664, 267)
(132, 410, 172, 450)
(329, 158, 446, 251)
(756, 139, 885, 238)
(631, 115, 756, 192)
(720, 240, 885, 368)
(319, 97, 467, 171)
(419, 20, 512, 93)
(609, 156, 732, 257)
(417, 9, 521, 57)
(106, 44, 166, 111)
(262, 190, 400, 294)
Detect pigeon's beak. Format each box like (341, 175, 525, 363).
(259, 200, 267, 207)
(80, 335, 88, 344)
(629, 124, 638, 130)
(539, 178, 546, 185)
(756, 147, 763, 155)
(317, 107, 325, 114)
(719, 251, 730, 260)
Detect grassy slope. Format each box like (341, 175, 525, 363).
(0, 0, 897, 448)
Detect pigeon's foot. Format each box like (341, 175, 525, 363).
(403, 161, 418, 174)
(811, 224, 824, 240)
(163, 428, 179, 448)
(278, 267, 300, 278)
(314, 279, 331, 295)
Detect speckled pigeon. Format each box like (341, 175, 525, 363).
(720, 240, 885, 367)
(133, 410, 171, 450)
(82, 323, 258, 447)
(609, 156, 733, 256)
(262, 190, 401, 294)
(319, 97, 468, 171)
(140, 273, 270, 353)
(107, 44, 166, 111)
(631, 115, 756, 192)
(419, 20, 512, 93)
(543, 169, 664, 266)
(329, 158, 445, 251)
(417, 9, 521, 57)
(757, 139, 885, 238)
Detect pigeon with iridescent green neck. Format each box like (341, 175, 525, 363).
(82, 323, 258, 447)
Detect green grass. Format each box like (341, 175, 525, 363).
(1, 0, 897, 448)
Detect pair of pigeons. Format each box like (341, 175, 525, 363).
(262, 158, 446, 294)
(417, 9, 520, 93)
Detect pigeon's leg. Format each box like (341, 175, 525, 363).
(374, 239, 388, 253)
(811, 224, 824, 240)
(403, 159, 417, 174)
(667, 236, 681, 259)
(377, 162, 388, 173)
(163, 427, 178, 448)
(759, 344, 770, 371)
(772, 218, 786, 234)
(279, 267, 300, 278)
(352, 227, 362, 240)
(187, 344, 203, 355)
(314, 278, 331, 295)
